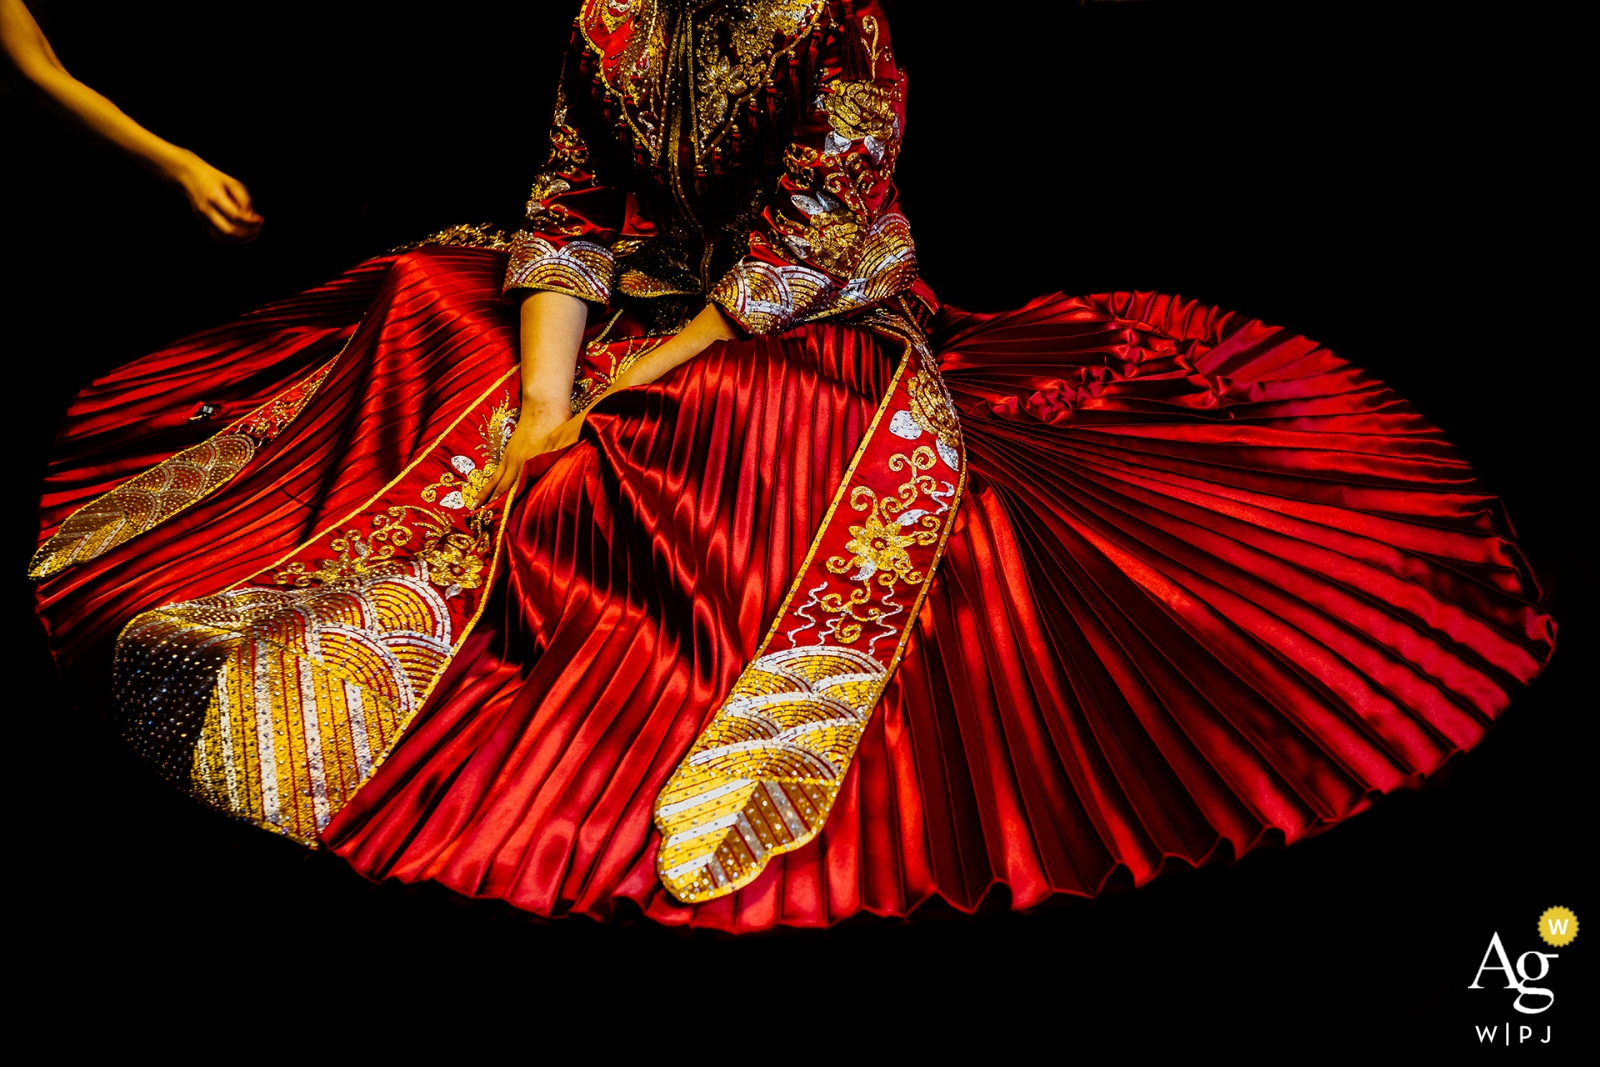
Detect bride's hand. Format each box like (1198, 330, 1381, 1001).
(482, 417, 548, 505)
(482, 410, 590, 505)
(539, 410, 588, 454)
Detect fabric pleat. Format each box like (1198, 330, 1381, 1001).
(33, 252, 1555, 932)
(34, 248, 517, 666)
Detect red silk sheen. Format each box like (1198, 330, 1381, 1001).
(33, 250, 1555, 931)
(33, 249, 517, 667)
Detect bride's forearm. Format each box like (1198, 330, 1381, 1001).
(518, 290, 589, 435)
(605, 302, 739, 395)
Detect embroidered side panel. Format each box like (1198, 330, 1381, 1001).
(29, 355, 341, 581)
(111, 378, 521, 843)
(654, 325, 965, 902)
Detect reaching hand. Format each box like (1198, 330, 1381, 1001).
(2, 0, 265, 244)
(170, 153, 263, 243)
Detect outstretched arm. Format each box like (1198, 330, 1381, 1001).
(0, 0, 263, 242)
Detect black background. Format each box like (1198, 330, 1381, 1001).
(4, 0, 1588, 1051)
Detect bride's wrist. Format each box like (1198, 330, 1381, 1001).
(152, 145, 201, 189)
(519, 394, 567, 423)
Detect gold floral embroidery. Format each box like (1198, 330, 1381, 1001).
(419, 397, 518, 512)
(417, 517, 493, 591)
(822, 81, 895, 143)
(275, 398, 514, 596)
(692, 0, 828, 152)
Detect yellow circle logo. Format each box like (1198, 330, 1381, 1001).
(1539, 906, 1579, 947)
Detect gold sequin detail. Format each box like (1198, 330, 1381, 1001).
(118, 561, 454, 843)
(655, 327, 966, 902)
(503, 233, 616, 303)
(30, 355, 340, 581)
(822, 81, 896, 142)
(581, 0, 826, 162)
(112, 370, 522, 843)
(710, 212, 917, 334)
(387, 221, 516, 254)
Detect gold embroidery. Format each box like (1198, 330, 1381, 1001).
(613, 230, 704, 297)
(580, 0, 670, 155)
(117, 561, 454, 842)
(29, 354, 342, 581)
(599, 0, 635, 34)
(692, 0, 827, 152)
(654, 327, 967, 902)
(503, 233, 615, 303)
(113, 369, 524, 844)
(416, 514, 493, 592)
(278, 397, 514, 594)
(827, 449, 941, 587)
(571, 334, 670, 413)
(419, 396, 518, 512)
(387, 221, 516, 254)
(712, 212, 917, 334)
(822, 81, 895, 143)
(860, 14, 882, 79)
(904, 364, 964, 471)
(709, 256, 834, 335)
(581, 0, 826, 163)
(547, 104, 591, 167)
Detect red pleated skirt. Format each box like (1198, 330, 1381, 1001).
(33, 247, 1555, 931)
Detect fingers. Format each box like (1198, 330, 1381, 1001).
(484, 464, 510, 505)
(182, 164, 263, 243)
(485, 451, 523, 505)
(202, 199, 263, 243)
(220, 174, 263, 224)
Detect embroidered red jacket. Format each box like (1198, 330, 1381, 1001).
(503, 0, 919, 336)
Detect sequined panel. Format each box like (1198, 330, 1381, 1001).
(710, 212, 917, 335)
(654, 320, 965, 901)
(111, 371, 521, 843)
(708, 258, 835, 336)
(116, 563, 452, 841)
(29, 355, 340, 581)
(502, 233, 615, 303)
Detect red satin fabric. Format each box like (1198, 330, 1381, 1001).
(34, 249, 1555, 931)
